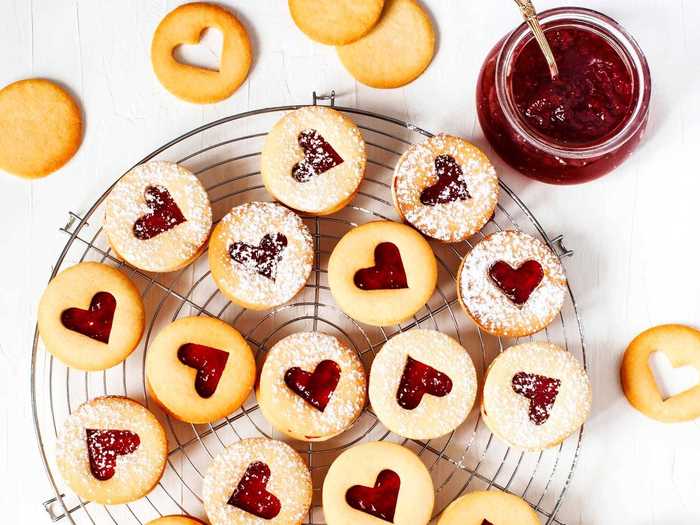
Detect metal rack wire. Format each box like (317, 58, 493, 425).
(32, 91, 585, 525)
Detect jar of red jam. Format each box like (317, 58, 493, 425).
(476, 7, 651, 184)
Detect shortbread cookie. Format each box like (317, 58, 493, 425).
(56, 396, 167, 505)
(146, 316, 256, 424)
(289, 0, 385, 45)
(203, 438, 312, 525)
(369, 329, 477, 439)
(209, 202, 313, 310)
(38, 262, 145, 371)
(257, 332, 366, 441)
(437, 490, 539, 525)
(328, 221, 437, 326)
(482, 342, 591, 451)
(261, 106, 367, 215)
(393, 135, 499, 242)
(148, 517, 207, 525)
(621, 324, 700, 422)
(458, 230, 566, 337)
(151, 3, 252, 103)
(336, 0, 435, 88)
(0, 78, 82, 178)
(323, 441, 434, 525)
(104, 161, 212, 273)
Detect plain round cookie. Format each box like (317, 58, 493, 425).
(322, 441, 434, 525)
(457, 230, 566, 337)
(289, 0, 385, 45)
(208, 202, 313, 310)
(482, 342, 591, 451)
(203, 438, 312, 525)
(621, 324, 700, 422)
(104, 161, 212, 273)
(369, 329, 476, 439)
(56, 396, 167, 505)
(147, 517, 207, 525)
(257, 332, 366, 441)
(336, 0, 435, 88)
(261, 106, 367, 215)
(38, 262, 145, 371)
(151, 3, 252, 103)
(146, 316, 255, 424)
(437, 490, 539, 525)
(392, 135, 499, 242)
(0, 78, 82, 178)
(328, 221, 437, 326)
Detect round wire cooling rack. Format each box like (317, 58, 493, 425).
(32, 91, 586, 525)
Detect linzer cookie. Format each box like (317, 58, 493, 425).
(147, 518, 207, 525)
(289, 0, 385, 45)
(437, 490, 540, 525)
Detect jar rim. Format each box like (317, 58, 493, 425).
(495, 7, 652, 159)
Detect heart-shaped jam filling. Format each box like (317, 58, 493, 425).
(133, 185, 187, 240)
(354, 242, 408, 291)
(419, 155, 471, 206)
(396, 356, 453, 410)
(229, 232, 288, 280)
(488, 260, 544, 306)
(512, 371, 561, 425)
(482, 521, 494, 525)
(177, 343, 229, 399)
(284, 359, 341, 412)
(86, 428, 140, 481)
(292, 129, 344, 183)
(346, 469, 401, 523)
(61, 292, 117, 344)
(228, 461, 281, 519)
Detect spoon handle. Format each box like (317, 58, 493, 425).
(513, 0, 559, 79)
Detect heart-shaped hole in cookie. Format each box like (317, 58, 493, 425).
(648, 351, 700, 400)
(172, 27, 223, 72)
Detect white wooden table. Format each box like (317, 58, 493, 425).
(2, 1, 699, 523)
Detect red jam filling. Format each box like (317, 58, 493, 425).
(396, 356, 453, 410)
(420, 155, 471, 206)
(284, 359, 341, 412)
(292, 129, 344, 183)
(354, 242, 408, 291)
(86, 428, 140, 481)
(229, 233, 288, 281)
(133, 185, 187, 240)
(482, 521, 494, 525)
(228, 461, 281, 519)
(346, 469, 401, 523)
(177, 343, 229, 399)
(488, 260, 544, 306)
(512, 371, 561, 425)
(61, 292, 117, 344)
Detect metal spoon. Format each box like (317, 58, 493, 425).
(513, 0, 559, 80)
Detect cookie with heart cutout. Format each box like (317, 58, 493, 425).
(481, 342, 592, 451)
(257, 332, 367, 442)
(392, 134, 499, 242)
(55, 396, 167, 505)
(147, 518, 207, 525)
(328, 221, 437, 326)
(289, 0, 385, 45)
(203, 438, 312, 525)
(437, 490, 539, 525)
(145, 316, 255, 424)
(322, 441, 434, 525)
(369, 329, 477, 440)
(38, 262, 145, 371)
(261, 106, 367, 215)
(457, 230, 567, 337)
(208, 202, 313, 310)
(104, 161, 212, 273)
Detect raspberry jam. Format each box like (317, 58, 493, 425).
(284, 359, 341, 412)
(229, 232, 288, 281)
(133, 185, 187, 240)
(177, 343, 229, 399)
(228, 461, 281, 519)
(512, 371, 561, 425)
(396, 356, 453, 410)
(420, 155, 471, 206)
(354, 242, 408, 291)
(488, 260, 544, 306)
(61, 292, 116, 344)
(292, 129, 344, 183)
(86, 428, 140, 481)
(346, 469, 401, 522)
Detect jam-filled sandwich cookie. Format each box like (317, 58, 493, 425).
(203, 438, 312, 525)
(148, 518, 207, 525)
(369, 329, 477, 440)
(261, 106, 366, 215)
(393, 135, 499, 242)
(328, 221, 437, 326)
(146, 316, 255, 424)
(289, 0, 385, 45)
(38, 262, 145, 371)
(209, 202, 313, 310)
(482, 342, 591, 451)
(437, 490, 539, 525)
(257, 332, 366, 442)
(458, 230, 566, 337)
(322, 441, 434, 525)
(56, 396, 167, 505)
(104, 161, 212, 273)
